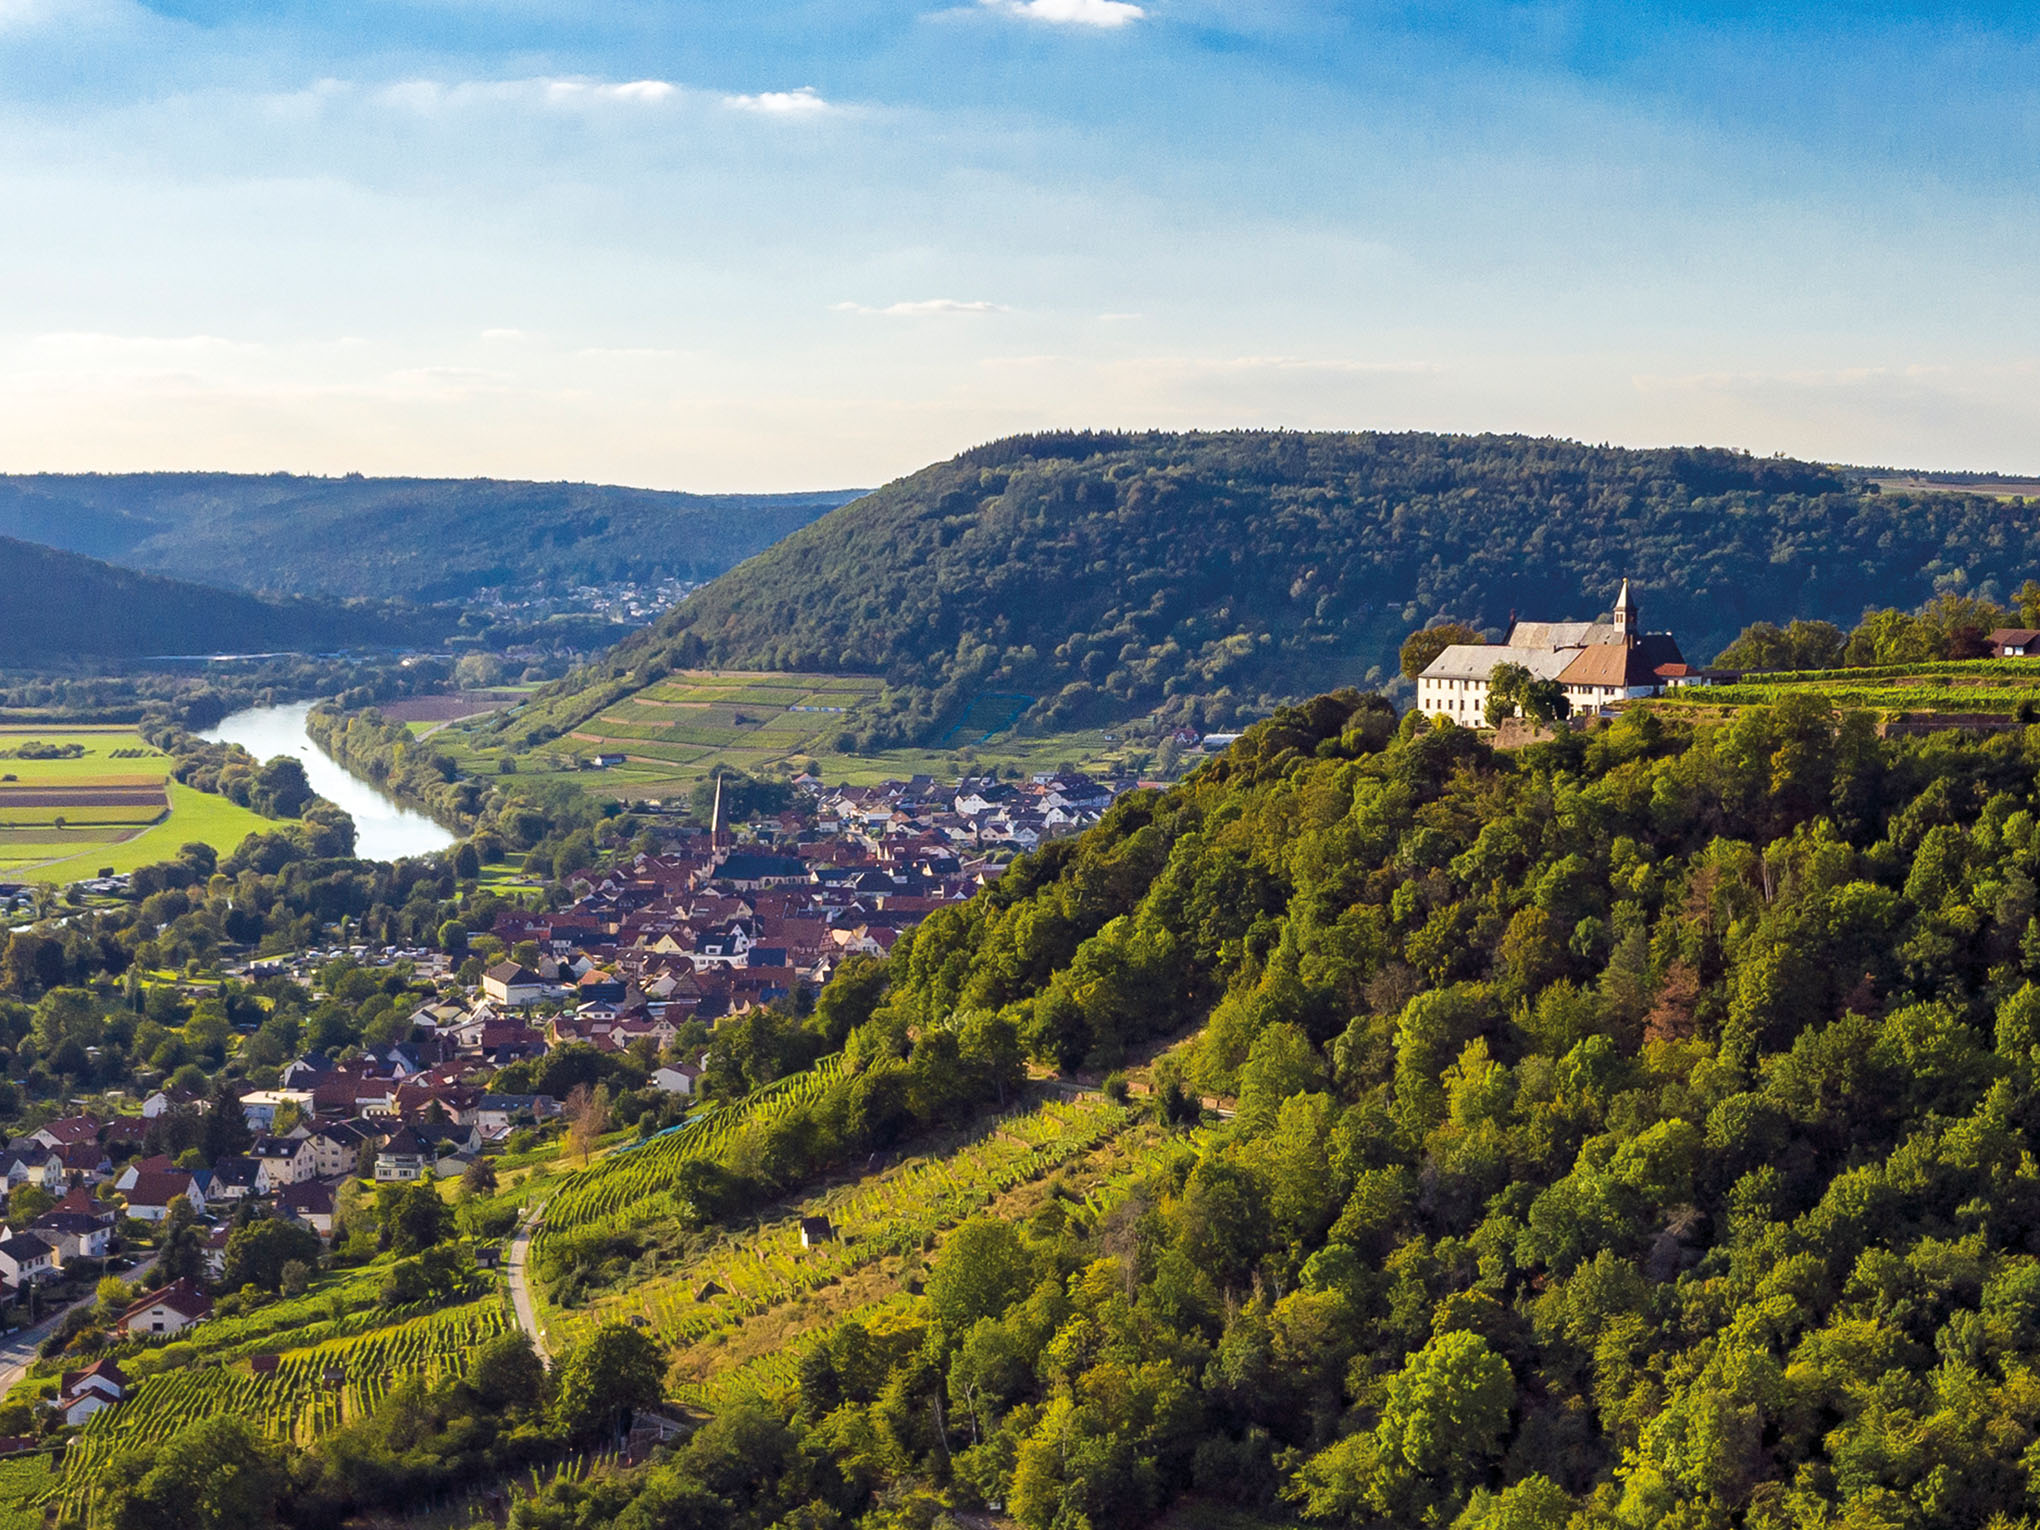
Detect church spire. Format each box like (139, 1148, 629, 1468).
(1612, 578, 1638, 642)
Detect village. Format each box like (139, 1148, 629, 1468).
(0, 765, 1139, 1437)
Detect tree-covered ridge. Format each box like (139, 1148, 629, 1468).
(514, 693, 2040, 1530)
(0, 536, 439, 660)
(0, 473, 857, 603)
(532, 430, 2035, 743)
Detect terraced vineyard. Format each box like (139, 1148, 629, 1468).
(47, 1296, 510, 1524)
(1647, 658, 2040, 721)
(652, 1106, 1206, 1408)
(550, 1094, 1144, 1361)
(0, 1453, 56, 1530)
(531, 1057, 847, 1265)
(560, 670, 884, 778)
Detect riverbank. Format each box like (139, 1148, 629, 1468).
(204, 702, 457, 860)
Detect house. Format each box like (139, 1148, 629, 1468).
(202, 1225, 232, 1282)
(118, 1278, 213, 1337)
(799, 1215, 834, 1248)
(275, 1180, 336, 1238)
(56, 1359, 127, 1425)
(474, 1095, 555, 1136)
(374, 1127, 431, 1182)
(120, 1169, 205, 1223)
(114, 1155, 177, 1193)
(250, 1136, 317, 1193)
(0, 1151, 64, 1195)
(53, 1143, 112, 1185)
(201, 1157, 261, 1204)
(140, 1087, 201, 1120)
(1990, 628, 2040, 658)
(49, 1186, 115, 1225)
(0, 1234, 55, 1286)
(238, 1090, 314, 1131)
(650, 1065, 703, 1097)
(30, 1117, 99, 1153)
(1415, 580, 1687, 725)
(31, 1212, 113, 1264)
(306, 1121, 378, 1178)
(481, 963, 547, 1007)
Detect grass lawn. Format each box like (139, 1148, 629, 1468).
(0, 726, 284, 881)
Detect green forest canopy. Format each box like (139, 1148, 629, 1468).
(521, 430, 2040, 747)
(0, 536, 439, 660)
(509, 692, 2040, 1530)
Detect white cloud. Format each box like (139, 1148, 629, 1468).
(834, 298, 1008, 316)
(981, 0, 1145, 29)
(480, 328, 527, 343)
(722, 86, 831, 117)
(375, 77, 679, 115)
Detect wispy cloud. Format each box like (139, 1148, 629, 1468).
(723, 86, 831, 117)
(480, 328, 527, 343)
(375, 77, 679, 115)
(834, 299, 1008, 316)
(980, 0, 1146, 29)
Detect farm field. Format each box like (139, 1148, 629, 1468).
(440, 668, 1158, 804)
(0, 728, 274, 881)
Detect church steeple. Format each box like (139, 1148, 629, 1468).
(1612, 578, 1638, 643)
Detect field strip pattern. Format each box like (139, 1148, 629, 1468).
(548, 1094, 1135, 1359)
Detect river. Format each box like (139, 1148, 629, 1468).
(202, 701, 457, 862)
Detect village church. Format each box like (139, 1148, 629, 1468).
(1415, 580, 1695, 725)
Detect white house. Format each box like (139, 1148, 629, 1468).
(30, 1213, 112, 1265)
(651, 1065, 702, 1097)
(238, 1090, 314, 1132)
(56, 1359, 127, 1425)
(1415, 581, 1688, 727)
(120, 1169, 204, 1223)
(481, 963, 546, 1007)
(0, 1234, 55, 1286)
(119, 1279, 212, 1337)
(250, 1136, 317, 1193)
(374, 1127, 431, 1183)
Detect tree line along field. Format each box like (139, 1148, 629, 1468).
(0, 728, 272, 881)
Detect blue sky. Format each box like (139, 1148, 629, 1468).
(0, 1, 2036, 489)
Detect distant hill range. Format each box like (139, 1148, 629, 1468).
(0, 473, 860, 602)
(521, 430, 2040, 743)
(0, 536, 441, 661)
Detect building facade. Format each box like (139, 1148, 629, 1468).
(1415, 580, 1687, 726)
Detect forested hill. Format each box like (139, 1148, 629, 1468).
(553, 430, 2035, 737)
(0, 473, 858, 602)
(546, 695, 2040, 1530)
(0, 536, 437, 659)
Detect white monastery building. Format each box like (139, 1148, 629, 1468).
(1416, 580, 1691, 725)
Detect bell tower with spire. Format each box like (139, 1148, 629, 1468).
(1611, 578, 1638, 646)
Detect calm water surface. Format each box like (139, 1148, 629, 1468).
(203, 701, 456, 861)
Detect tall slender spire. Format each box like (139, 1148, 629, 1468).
(711, 772, 724, 852)
(1612, 578, 1638, 642)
